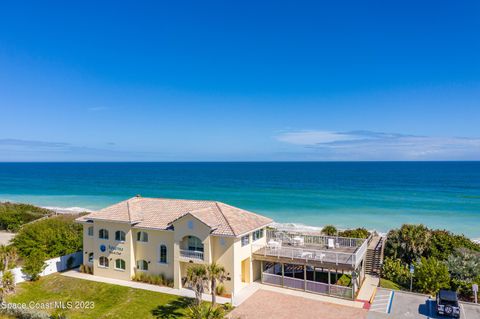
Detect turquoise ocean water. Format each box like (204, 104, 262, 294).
(0, 162, 479, 237)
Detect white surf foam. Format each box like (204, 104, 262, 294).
(42, 206, 93, 214)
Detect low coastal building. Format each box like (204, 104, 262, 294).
(76, 196, 272, 295)
(76, 196, 370, 299)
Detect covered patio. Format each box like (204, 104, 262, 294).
(252, 229, 370, 300)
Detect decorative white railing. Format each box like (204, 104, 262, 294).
(252, 244, 356, 266)
(267, 229, 365, 248)
(354, 236, 370, 267)
(179, 249, 204, 260)
(262, 273, 282, 286)
(305, 280, 329, 294)
(261, 271, 354, 299)
(330, 284, 354, 299)
(283, 276, 305, 290)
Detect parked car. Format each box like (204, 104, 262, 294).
(436, 290, 460, 318)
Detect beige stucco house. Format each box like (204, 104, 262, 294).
(76, 196, 272, 295)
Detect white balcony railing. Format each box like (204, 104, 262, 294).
(180, 249, 204, 261)
(252, 243, 356, 266)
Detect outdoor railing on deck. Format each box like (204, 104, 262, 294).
(353, 235, 370, 267)
(267, 229, 365, 248)
(252, 243, 356, 267)
(179, 249, 204, 261)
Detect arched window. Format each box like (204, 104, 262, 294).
(115, 230, 126, 242)
(88, 252, 94, 264)
(87, 226, 93, 236)
(115, 259, 126, 270)
(159, 245, 167, 264)
(137, 231, 148, 242)
(99, 256, 109, 268)
(137, 259, 148, 271)
(99, 229, 109, 240)
(188, 236, 204, 252)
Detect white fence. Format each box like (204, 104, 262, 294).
(7, 251, 83, 284)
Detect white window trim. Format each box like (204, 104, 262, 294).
(136, 260, 149, 271)
(87, 227, 94, 237)
(114, 259, 126, 271)
(115, 231, 126, 243)
(241, 234, 250, 247)
(99, 229, 109, 240)
(158, 244, 168, 265)
(137, 231, 149, 243)
(98, 257, 109, 268)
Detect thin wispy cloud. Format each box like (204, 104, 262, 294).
(277, 130, 480, 160)
(0, 139, 161, 161)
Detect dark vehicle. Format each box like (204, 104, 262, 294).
(436, 290, 460, 318)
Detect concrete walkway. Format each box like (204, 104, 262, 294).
(61, 269, 231, 304)
(228, 289, 367, 319)
(251, 281, 366, 308)
(357, 274, 380, 302)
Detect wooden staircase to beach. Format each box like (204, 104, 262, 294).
(365, 235, 385, 275)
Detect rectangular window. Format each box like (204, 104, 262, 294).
(87, 226, 93, 236)
(252, 229, 264, 241)
(115, 259, 126, 270)
(241, 234, 250, 247)
(159, 245, 167, 264)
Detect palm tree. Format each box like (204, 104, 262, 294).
(2, 271, 15, 293)
(0, 245, 18, 272)
(206, 262, 227, 306)
(186, 264, 209, 305)
(185, 302, 225, 319)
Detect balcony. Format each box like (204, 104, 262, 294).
(179, 249, 204, 261)
(251, 229, 370, 269)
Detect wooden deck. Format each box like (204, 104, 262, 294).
(252, 244, 359, 271)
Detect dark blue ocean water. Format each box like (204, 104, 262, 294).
(0, 162, 479, 237)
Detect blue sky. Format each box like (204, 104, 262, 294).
(0, 0, 479, 161)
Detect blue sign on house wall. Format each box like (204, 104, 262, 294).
(100, 244, 106, 252)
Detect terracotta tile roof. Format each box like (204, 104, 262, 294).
(76, 196, 272, 237)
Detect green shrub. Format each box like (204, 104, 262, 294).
(215, 284, 226, 296)
(339, 228, 370, 239)
(429, 230, 480, 261)
(413, 257, 450, 295)
(79, 264, 92, 275)
(12, 215, 82, 259)
(335, 274, 351, 287)
(321, 225, 337, 236)
(382, 257, 409, 288)
(0, 307, 50, 319)
(22, 250, 47, 281)
(384, 224, 432, 264)
(132, 272, 172, 287)
(0, 202, 52, 232)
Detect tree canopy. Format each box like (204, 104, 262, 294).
(0, 202, 52, 232)
(11, 215, 82, 259)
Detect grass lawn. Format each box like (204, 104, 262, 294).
(6, 273, 193, 319)
(379, 278, 402, 290)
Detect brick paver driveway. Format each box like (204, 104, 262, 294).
(228, 289, 367, 319)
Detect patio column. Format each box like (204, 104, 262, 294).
(304, 265, 307, 291)
(260, 261, 263, 283)
(281, 263, 284, 287)
(313, 267, 316, 282)
(328, 269, 331, 295)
